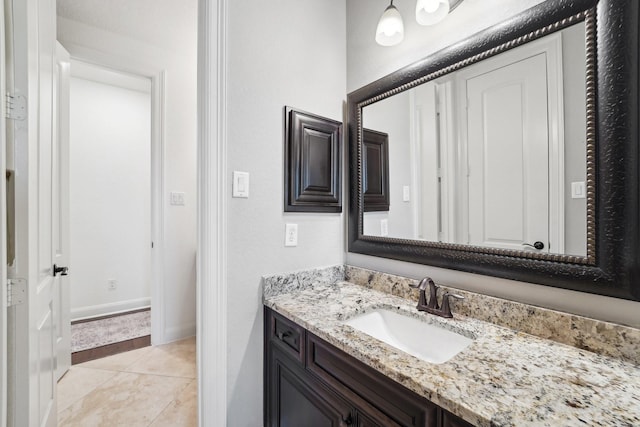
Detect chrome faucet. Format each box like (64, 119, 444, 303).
(409, 277, 464, 318)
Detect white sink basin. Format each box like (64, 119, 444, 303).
(343, 309, 473, 364)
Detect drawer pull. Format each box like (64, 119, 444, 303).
(277, 331, 291, 341)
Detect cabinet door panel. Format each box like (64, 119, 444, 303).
(268, 345, 353, 427)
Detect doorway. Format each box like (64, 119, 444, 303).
(67, 60, 153, 364)
(3, 0, 199, 424)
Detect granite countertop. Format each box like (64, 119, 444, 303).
(263, 270, 640, 427)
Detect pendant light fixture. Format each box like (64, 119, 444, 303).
(375, 0, 405, 47)
(415, 0, 450, 26)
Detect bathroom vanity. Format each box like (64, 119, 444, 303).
(265, 307, 472, 427)
(263, 266, 640, 427)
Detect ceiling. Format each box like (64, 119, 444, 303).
(57, 0, 197, 49)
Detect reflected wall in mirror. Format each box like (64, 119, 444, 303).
(362, 23, 587, 257)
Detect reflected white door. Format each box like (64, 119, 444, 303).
(53, 42, 71, 381)
(7, 0, 59, 425)
(466, 53, 550, 252)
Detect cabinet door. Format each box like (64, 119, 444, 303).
(441, 410, 475, 427)
(268, 345, 354, 427)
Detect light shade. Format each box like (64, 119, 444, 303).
(416, 0, 450, 26)
(375, 2, 404, 46)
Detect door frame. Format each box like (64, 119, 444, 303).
(197, 0, 228, 425)
(60, 46, 167, 345)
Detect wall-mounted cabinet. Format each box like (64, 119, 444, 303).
(264, 307, 474, 427)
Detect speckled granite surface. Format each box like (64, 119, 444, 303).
(345, 266, 640, 366)
(263, 267, 640, 427)
(262, 264, 344, 298)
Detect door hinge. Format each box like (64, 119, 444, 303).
(7, 278, 26, 307)
(5, 93, 27, 121)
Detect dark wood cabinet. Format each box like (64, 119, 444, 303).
(268, 344, 353, 427)
(362, 129, 390, 212)
(265, 307, 477, 427)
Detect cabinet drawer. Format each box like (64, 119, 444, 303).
(266, 308, 305, 364)
(307, 333, 438, 427)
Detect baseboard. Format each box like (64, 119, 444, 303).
(70, 297, 151, 322)
(163, 322, 196, 344)
(71, 307, 150, 325)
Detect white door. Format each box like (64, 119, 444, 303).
(465, 53, 550, 252)
(6, 0, 59, 426)
(53, 42, 71, 382)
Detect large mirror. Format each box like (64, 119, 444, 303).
(362, 22, 588, 258)
(348, 0, 640, 301)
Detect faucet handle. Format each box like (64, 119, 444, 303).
(440, 292, 464, 318)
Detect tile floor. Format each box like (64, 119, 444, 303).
(58, 337, 196, 426)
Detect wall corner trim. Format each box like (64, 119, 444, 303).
(197, 0, 228, 426)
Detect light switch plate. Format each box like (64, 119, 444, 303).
(170, 192, 185, 206)
(233, 171, 250, 198)
(380, 219, 388, 237)
(285, 223, 298, 247)
(571, 181, 586, 199)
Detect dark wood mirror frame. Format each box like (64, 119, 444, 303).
(347, 0, 640, 301)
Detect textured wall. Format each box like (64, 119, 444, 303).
(225, 1, 347, 424)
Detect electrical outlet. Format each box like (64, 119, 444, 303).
(403, 186, 411, 202)
(285, 223, 298, 247)
(107, 279, 117, 290)
(380, 219, 388, 236)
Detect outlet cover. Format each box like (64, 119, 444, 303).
(285, 223, 298, 247)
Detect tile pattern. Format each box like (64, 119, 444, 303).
(345, 266, 640, 365)
(58, 337, 196, 427)
(263, 271, 640, 427)
(71, 310, 151, 352)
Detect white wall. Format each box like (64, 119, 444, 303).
(347, 0, 640, 327)
(58, 1, 197, 341)
(69, 72, 151, 320)
(225, 1, 346, 425)
(363, 91, 414, 239)
(562, 22, 587, 256)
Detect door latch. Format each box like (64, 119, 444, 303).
(53, 264, 69, 276)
